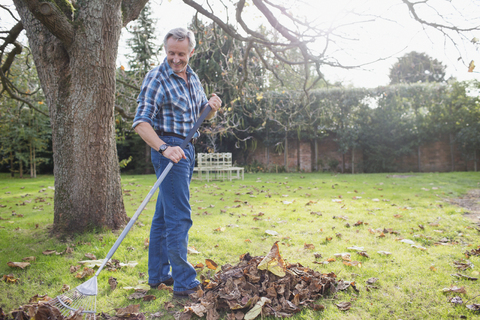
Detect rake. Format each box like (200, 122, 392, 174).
(49, 106, 212, 318)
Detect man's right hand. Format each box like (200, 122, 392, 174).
(162, 145, 186, 163)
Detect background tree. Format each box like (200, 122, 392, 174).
(118, 3, 159, 174)
(0, 48, 50, 177)
(389, 51, 447, 84)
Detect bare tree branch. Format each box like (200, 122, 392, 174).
(22, 0, 74, 46)
(121, 0, 149, 27)
(402, 0, 480, 32)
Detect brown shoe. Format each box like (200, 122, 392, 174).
(173, 285, 202, 298)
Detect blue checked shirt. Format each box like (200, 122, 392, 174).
(133, 57, 209, 138)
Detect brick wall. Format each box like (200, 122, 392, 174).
(242, 134, 478, 173)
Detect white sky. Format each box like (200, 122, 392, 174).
(118, 0, 479, 88)
(2, 0, 478, 88)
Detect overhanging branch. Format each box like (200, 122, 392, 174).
(22, 0, 74, 47)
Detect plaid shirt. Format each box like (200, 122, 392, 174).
(133, 58, 209, 138)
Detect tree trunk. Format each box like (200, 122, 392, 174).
(417, 145, 421, 172)
(475, 149, 477, 172)
(14, 0, 127, 234)
(297, 138, 300, 172)
(352, 147, 355, 174)
(284, 134, 288, 172)
(19, 157, 23, 178)
(30, 142, 33, 178)
(449, 133, 455, 172)
(9, 152, 14, 177)
(314, 137, 318, 172)
(33, 144, 36, 178)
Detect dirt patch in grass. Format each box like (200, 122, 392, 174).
(447, 189, 480, 224)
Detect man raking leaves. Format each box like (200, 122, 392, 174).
(133, 27, 221, 297)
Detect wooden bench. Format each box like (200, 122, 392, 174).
(193, 152, 244, 181)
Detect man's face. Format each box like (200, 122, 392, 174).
(166, 37, 194, 75)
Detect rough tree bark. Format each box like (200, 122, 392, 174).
(12, 0, 147, 234)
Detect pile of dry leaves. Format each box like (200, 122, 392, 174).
(178, 242, 347, 319)
(2, 243, 348, 320)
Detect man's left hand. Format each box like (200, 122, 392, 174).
(208, 93, 222, 112)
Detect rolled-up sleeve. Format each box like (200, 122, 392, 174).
(132, 73, 162, 129)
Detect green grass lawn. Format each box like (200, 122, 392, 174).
(1, 172, 479, 319)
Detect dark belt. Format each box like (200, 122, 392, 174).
(155, 130, 196, 144)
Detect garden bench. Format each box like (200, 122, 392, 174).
(194, 152, 244, 181)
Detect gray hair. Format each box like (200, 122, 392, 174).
(164, 28, 196, 53)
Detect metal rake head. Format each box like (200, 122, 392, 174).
(49, 276, 97, 319)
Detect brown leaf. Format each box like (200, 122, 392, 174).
(28, 294, 52, 303)
(7, 261, 30, 269)
(304, 243, 315, 250)
(84, 253, 96, 260)
(205, 259, 218, 270)
(2, 274, 18, 283)
(42, 250, 57, 255)
(116, 304, 141, 317)
(335, 301, 351, 311)
(61, 284, 70, 292)
(109, 276, 118, 290)
(312, 304, 325, 311)
(128, 292, 146, 300)
(466, 304, 480, 311)
(157, 283, 173, 292)
(164, 301, 175, 310)
(75, 267, 94, 279)
(70, 265, 81, 273)
(442, 286, 467, 294)
(257, 242, 287, 277)
(22, 256, 36, 261)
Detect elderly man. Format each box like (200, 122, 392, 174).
(132, 27, 221, 297)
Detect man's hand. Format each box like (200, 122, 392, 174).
(206, 93, 222, 120)
(208, 93, 222, 112)
(162, 146, 186, 163)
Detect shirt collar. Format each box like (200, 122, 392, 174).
(163, 57, 193, 78)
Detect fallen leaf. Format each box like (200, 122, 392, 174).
(7, 261, 30, 269)
(442, 286, 467, 294)
(22, 256, 36, 261)
(451, 273, 477, 281)
(205, 259, 218, 270)
(304, 243, 315, 250)
(466, 304, 480, 311)
(244, 297, 271, 320)
(450, 296, 463, 305)
(2, 274, 18, 283)
(335, 301, 352, 311)
(157, 283, 173, 292)
(257, 242, 286, 277)
(109, 276, 118, 290)
(115, 304, 140, 317)
(84, 253, 96, 260)
(128, 292, 146, 300)
(265, 230, 278, 236)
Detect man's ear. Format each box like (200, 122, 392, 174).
(189, 48, 195, 57)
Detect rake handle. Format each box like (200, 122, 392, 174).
(95, 105, 212, 276)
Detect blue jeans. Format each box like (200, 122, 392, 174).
(148, 136, 200, 292)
